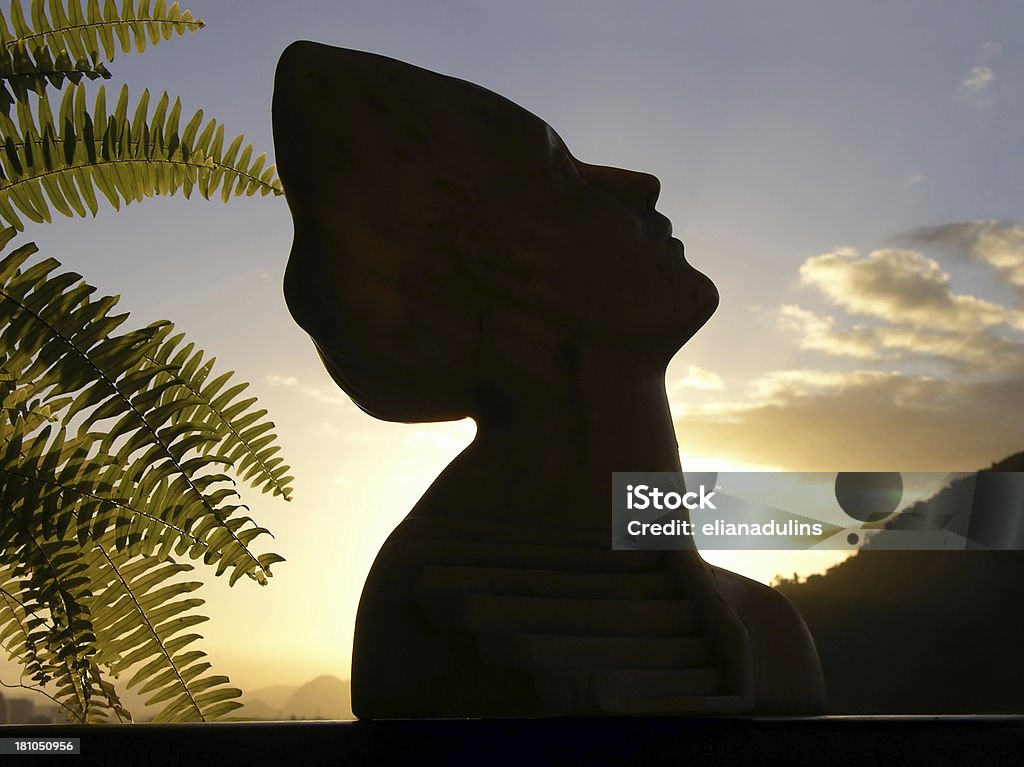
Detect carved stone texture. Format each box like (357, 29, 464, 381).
(272, 41, 827, 718)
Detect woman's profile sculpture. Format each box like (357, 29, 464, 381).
(272, 41, 826, 717)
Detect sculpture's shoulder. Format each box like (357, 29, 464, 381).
(707, 564, 828, 714)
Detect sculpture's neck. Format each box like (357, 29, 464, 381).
(412, 347, 689, 546)
(475, 369, 682, 474)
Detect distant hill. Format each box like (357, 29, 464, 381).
(237, 698, 279, 721)
(242, 685, 300, 714)
(776, 452, 1024, 713)
(282, 675, 353, 720)
(240, 676, 353, 720)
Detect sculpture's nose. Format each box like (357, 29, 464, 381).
(632, 170, 662, 214)
(576, 163, 662, 217)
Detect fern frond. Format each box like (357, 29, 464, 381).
(1, 517, 103, 721)
(0, 1, 205, 114)
(0, 0, 203, 91)
(0, 234, 286, 585)
(0, 83, 283, 230)
(143, 325, 295, 500)
(86, 548, 242, 722)
(0, 232, 285, 720)
(0, 524, 243, 721)
(0, 0, 205, 59)
(0, 563, 52, 688)
(0, 43, 111, 115)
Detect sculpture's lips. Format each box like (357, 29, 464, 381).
(651, 213, 673, 242)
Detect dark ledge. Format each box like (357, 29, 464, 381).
(4, 717, 1024, 766)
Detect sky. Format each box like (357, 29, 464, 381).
(2, 0, 1023, 702)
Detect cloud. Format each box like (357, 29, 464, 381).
(959, 65, 995, 93)
(904, 174, 925, 188)
(746, 369, 903, 400)
(675, 369, 1024, 471)
(675, 229, 1024, 471)
(776, 305, 878, 359)
(776, 304, 1023, 371)
(896, 220, 1024, 293)
(264, 373, 354, 407)
(798, 247, 1024, 333)
(784, 239, 1024, 370)
(669, 365, 725, 392)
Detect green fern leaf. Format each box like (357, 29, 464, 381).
(3, 523, 100, 721)
(0, 0, 204, 114)
(0, 83, 283, 229)
(142, 325, 294, 500)
(0, 2, 288, 724)
(85, 547, 241, 721)
(0, 0, 203, 98)
(0, 234, 286, 584)
(0, 231, 287, 721)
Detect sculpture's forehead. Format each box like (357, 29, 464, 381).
(321, 44, 545, 131)
(274, 42, 556, 191)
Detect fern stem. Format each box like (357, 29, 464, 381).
(141, 354, 292, 499)
(3, 18, 204, 51)
(0, 585, 91, 723)
(2, 508, 92, 721)
(0, 464, 211, 553)
(3, 66, 108, 81)
(0, 582, 57, 632)
(96, 546, 204, 720)
(0, 153, 280, 198)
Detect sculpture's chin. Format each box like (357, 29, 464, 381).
(314, 340, 470, 424)
(662, 268, 719, 353)
(694, 270, 721, 325)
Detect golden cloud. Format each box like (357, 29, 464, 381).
(798, 247, 1023, 332)
(675, 370, 1023, 472)
(673, 224, 1024, 472)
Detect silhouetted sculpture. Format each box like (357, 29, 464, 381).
(272, 41, 826, 717)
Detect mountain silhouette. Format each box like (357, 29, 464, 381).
(242, 684, 300, 714)
(776, 452, 1024, 713)
(281, 675, 353, 720)
(240, 676, 353, 720)
(236, 697, 278, 720)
